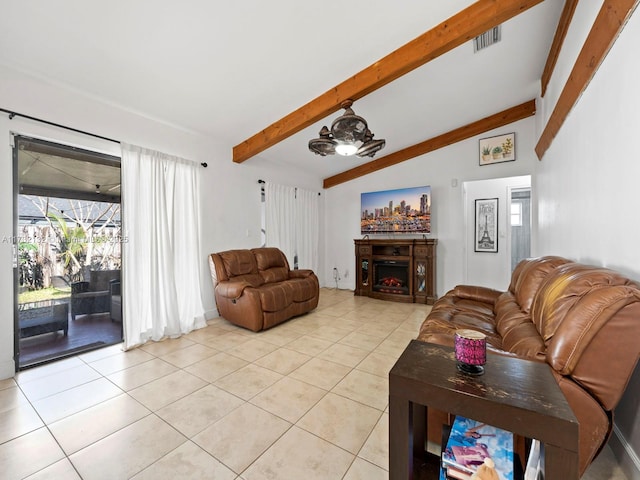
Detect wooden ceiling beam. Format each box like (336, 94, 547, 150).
(233, 0, 545, 164)
(323, 100, 536, 189)
(536, 0, 639, 159)
(541, 0, 579, 97)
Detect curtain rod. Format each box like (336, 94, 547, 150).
(2, 107, 120, 144)
(258, 179, 321, 195)
(2, 107, 208, 167)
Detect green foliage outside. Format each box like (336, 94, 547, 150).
(19, 242, 45, 290)
(48, 212, 87, 282)
(18, 196, 121, 305)
(18, 287, 71, 304)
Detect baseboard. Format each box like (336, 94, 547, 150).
(204, 308, 219, 321)
(610, 424, 640, 480)
(0, 358, 15, 380)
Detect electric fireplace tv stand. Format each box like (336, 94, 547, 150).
(354, 238, 437, 304)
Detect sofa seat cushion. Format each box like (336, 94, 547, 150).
(229, 274, 264, 288)
(257, 282, 294, 312)
(494, 292, 528, 333)
(500, 321, 546, 360)
(287, 277, 318, 303)
(419, 314, 503, 349)
(426, 308, 497, 334)
(430, 294, 494, 318)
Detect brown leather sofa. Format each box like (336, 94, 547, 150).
(417, 256, 640, 475)
(209, 247, 319, 332)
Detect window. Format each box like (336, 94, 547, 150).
(511, 201, 522, 226)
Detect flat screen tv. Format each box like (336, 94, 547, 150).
(361, 185, 431, 234)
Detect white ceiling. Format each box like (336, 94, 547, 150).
(0, 1, 564, 181)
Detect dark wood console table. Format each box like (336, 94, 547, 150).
(389, 340, 579, 479)
(354, 238, 437, 304)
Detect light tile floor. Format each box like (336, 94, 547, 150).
(0, 288, 628, 479)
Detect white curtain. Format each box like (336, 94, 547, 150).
(295, 187, 319, 273)
(265, 183, 296, 266)
(265, 182, 319, 273)
(121, 143, 206, 349)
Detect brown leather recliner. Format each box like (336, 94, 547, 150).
(418, 256, 640, 475)
(209, 247, 319, 332)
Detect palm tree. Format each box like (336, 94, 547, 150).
(48, 213, 87, 282)
(24, 196, 121, 280)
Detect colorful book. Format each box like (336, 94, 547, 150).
(442, 416, 514, 480)
(445, 464, 473, 480)
(440, 466, 448, 480)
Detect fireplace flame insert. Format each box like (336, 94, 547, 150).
(373, 260, 410, 295)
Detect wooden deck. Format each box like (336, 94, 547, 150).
(19, 311, 122, 368)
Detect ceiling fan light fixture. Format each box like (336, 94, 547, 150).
(335, 143, 359, 156)
(308, 126, 337, 156)
(357, 138, 386, 158)
(308, 99, 384, 158)
(331, 104, 368, 143)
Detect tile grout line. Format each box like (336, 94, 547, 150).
(4, 289, 427, 479)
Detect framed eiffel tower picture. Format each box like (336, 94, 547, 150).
(475, 198, 498, 253)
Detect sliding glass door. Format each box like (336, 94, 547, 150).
(13, 135, 122, 369)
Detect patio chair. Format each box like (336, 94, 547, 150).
(110, 279, 122, 322)
(70, 269, 120, 320)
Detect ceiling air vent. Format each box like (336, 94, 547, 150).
(473, 25, 501, 52)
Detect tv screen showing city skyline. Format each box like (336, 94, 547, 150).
(361, 185, 431, 234)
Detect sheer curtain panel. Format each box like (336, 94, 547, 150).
(295, 187, 319, 273)
(121, 143, 206, 349)
(265, 182, 297, 266)
(264, 182, 319, 273)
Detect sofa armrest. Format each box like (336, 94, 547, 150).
(215, 280, 252, 299)
(452, 285, 502, 305)
(289, 269, 314, 279)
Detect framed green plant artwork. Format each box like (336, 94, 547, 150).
(479, 133, 515, 165)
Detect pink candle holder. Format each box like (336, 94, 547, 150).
(454, 329, 487, 376)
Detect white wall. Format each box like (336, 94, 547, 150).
(0, 65, 321, 379)
(323, 116, 539, 296)
(535, 4, 640, 478)
(463, 175, 531, 290)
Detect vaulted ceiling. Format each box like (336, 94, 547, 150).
(0, 1, 566, 185)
